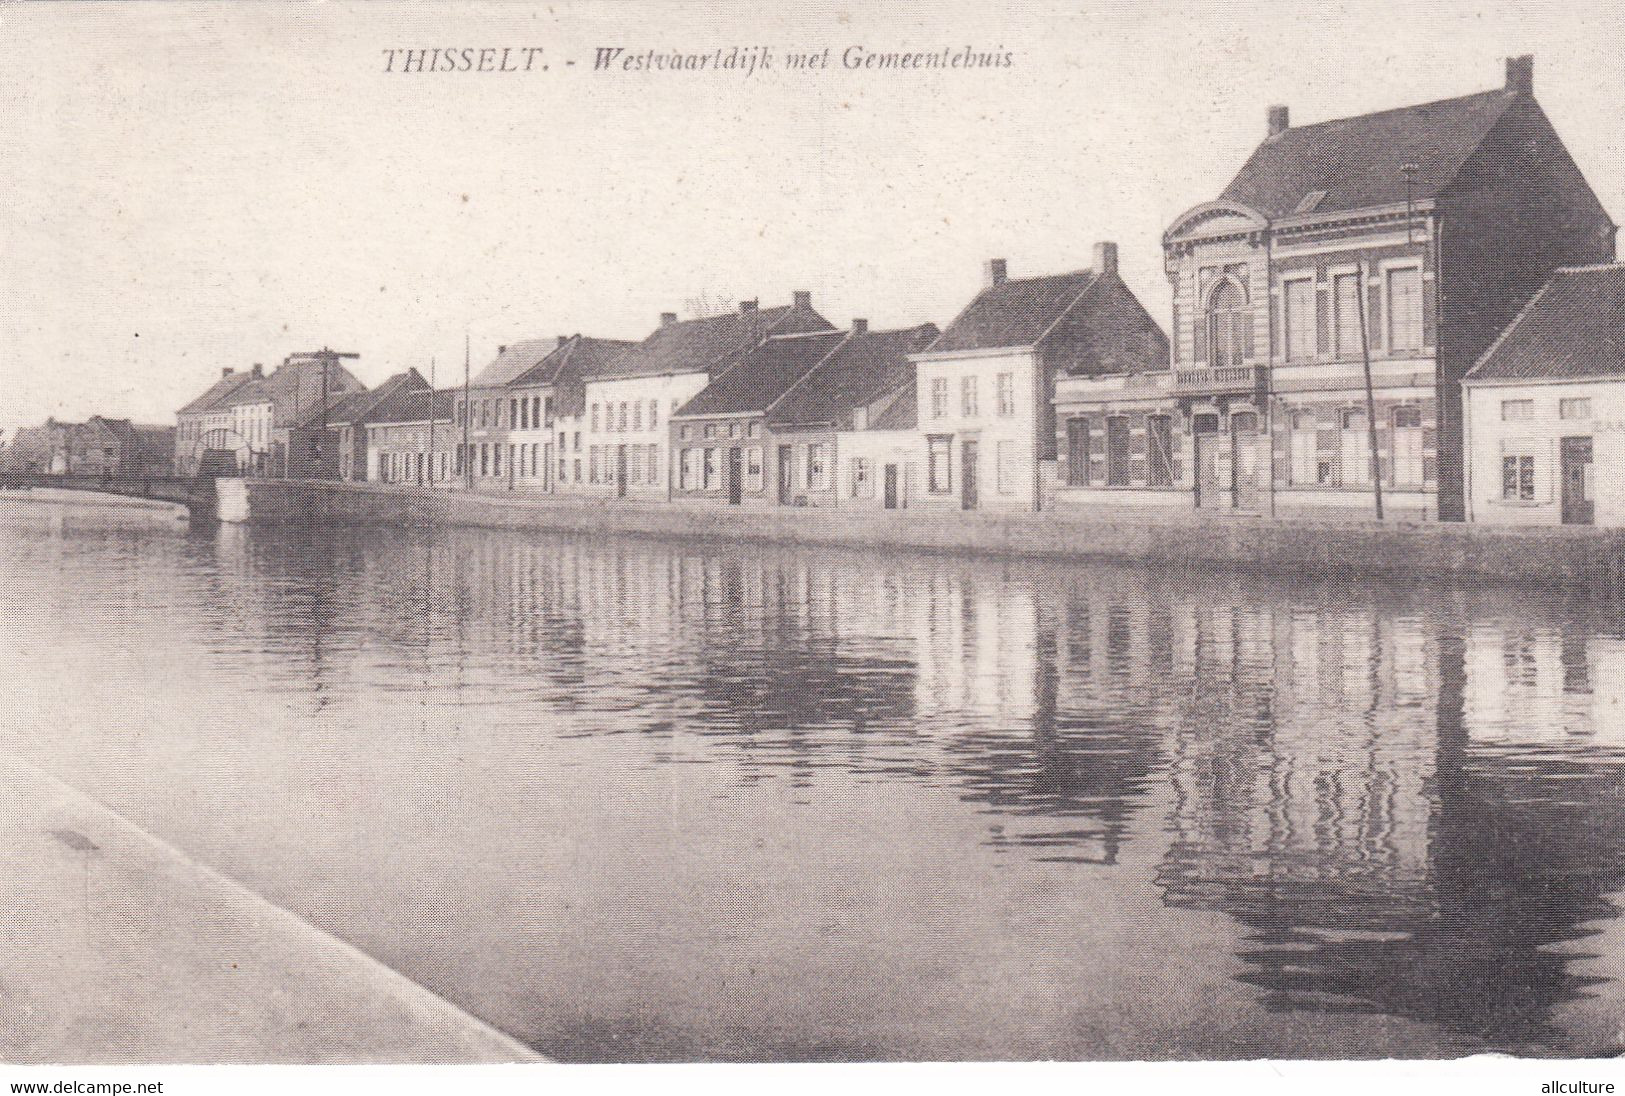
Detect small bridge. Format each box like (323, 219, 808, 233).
(0, 472, 220, 518)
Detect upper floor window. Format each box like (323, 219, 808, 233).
(1387, 267, 1424, 351)
(1502, 399, 1534, 422)
(1561, 397, 1592, 420)
(930, 377, 948, 419)
(590, 403, 600, 432)
(996, 373, 1015, 416)
(1206, 280, 1251, 367)
(649, 399, 659, 427)
(1333, 273, 1363, 357)
(1283, 278, 1316, 361)
(961, 376, 979, 418)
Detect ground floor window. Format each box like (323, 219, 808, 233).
(1339, 408, 1369, 485)
(1148, 415, 1174, 486)
(927, 435, 952, 493)
(1392, 405, 1424, 487)
(480, 444, 490, 477)
(1502, 453, 1536, 501)
(681, 447, 699, 489)
(1065, 418, 1090, 486)
(1106, 416, 1131, 486)
(745, 447, 763, 491)
(703, 447, 719, 490)
(808, 443, 830, 490)
(851, 456, 873, 498)
(647, 444, 661, 485)
(1288, 410, 1317, 485)
(996, 440, 1016, 494)
(629, 445, 643, 484)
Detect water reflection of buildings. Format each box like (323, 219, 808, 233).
(1152, 596, 1625, 1053)
(201, 520, 1625, 1051)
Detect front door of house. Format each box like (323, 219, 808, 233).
(961, 440, 979, 510)
(1231, 412, 1264, 512)
(616, 445, 628, 498)
(883, 464, 899, 510)
(1195, 433, 1226, 510)
(1562, 436, 1594, 525)
(778, 445, 794, 504)
(727, 447, 743, 505)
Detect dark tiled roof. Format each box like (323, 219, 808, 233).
(510, 335, 636, 388)
(178, 371, 256, 416)
(470, 338, 565, 388)
(927, 270, 1100, 353)
(868, 380, 918, 431)
(324, 369, 427, 426)
(600, 304, 833, 380)
(369, 387, 457, 424)
(1221, 88, 1515, 218)
(675, 331, 846, 418)
(1466, 265, 1625, 382)
(770, 324, 939, 428)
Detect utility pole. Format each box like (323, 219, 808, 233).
(426, 356, 436, 488)
(1356, 265, 1385, 520)
(284, 348, 359, 479)
(463, 331, 473, 490)
(1402, 162, 1419, 244)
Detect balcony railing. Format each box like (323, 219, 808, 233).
(1174, 364, 1269, 394)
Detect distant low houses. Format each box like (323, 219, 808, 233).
(1, 416, 172, 477)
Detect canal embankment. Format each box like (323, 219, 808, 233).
(237, 479, 1625, 593)
(0, 750, 541, 1064)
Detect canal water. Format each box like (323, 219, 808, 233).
(4, 496, 1625, 1061)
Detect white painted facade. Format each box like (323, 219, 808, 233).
(832, 428, 926, 510)
(563, 373, 708, 499)
(1465, 376, 1617, 526)
(909, 347, 1041, 512)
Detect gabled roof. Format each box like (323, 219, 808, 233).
(178, 371, 256, 416)
(868, 379, 918, 431)
(470, 338, 565, 388)
(510, 335, 637, 389)
(369, 388, 457, 425)
(223, 377, 272, 408)
(926, 269, 1101, 354)
(599, 302, 834, 381)
(1221, 88, 1515, 219)
(769, 323, 939, 428)
(1465, 264, 1625, 383)
(674, 331, 846, 418)
(325, 369, 428, 426)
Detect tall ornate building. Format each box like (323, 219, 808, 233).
(1054, 55, 1614, 520)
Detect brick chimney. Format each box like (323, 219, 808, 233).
(497, 345, 507, 355)
(221, 367, 234, 378)
(660, 311, 678, 327)
(251, 363, 264, 378)
(1506, 53, 1533, 97)
(985, 258, 1008, 287)
(792, 290, 812, 311)
(739, 299, 759, 314)
(1093, 241, 1119, 276)
(851, 318, 868, 335)
(1267, 104, 1290, 138)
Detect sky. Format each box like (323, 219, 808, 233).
(2, 0, 1622, 435)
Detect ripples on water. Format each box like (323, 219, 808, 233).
(3, 497, 1625, 1061)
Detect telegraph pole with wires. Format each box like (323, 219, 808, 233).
(1355, 266, 1385, 520)
(463, 331, 473, 490)
(284, 348, 358, 478)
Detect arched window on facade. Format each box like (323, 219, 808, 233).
(1206, 280, 1253, 367)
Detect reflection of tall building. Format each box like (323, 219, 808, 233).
(1156, 605, 1625, 1053)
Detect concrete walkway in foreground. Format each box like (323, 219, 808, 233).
(0, 752, 541, 1064)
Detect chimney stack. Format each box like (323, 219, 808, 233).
(251, 362, 264, 378)
(1093, 241, 1119, 276)
(660, 311, 678, 327)
(739, 299, 759, 314)
(851, 318, 868, 335)
(792, 290, 812, 311)
(985, 258, 1008, 287)
(222, 367, 234, 379)
(1267, 104, 1290, 138)
(498, 344, 507, 355)
(1506, 54, 1533, 97)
